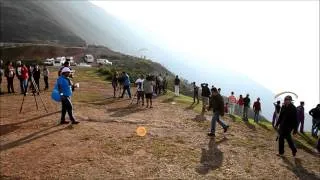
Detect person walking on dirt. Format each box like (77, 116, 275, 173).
(207, 87, 229, 136)
(272, 101, 281, 128)
(120, 72, 132, 99)
(56, 67, 79, 125)
(237, 95, 244, 115)
(135, 75, 145, 106)
(228, 91, 237, 115)
(253, 98, 261, 123)
(242, 94, 250, 121)
(309, 104, 320, 137)
(4, 61, 15, 93)
(193, 82, 199, 104)
(296, 101, 305, 133)
(144, 75, 155, 108)
(43, 65, 49, 90)
(201, 83, 211, 114)
(174, 75, 180, 96)
(32, 65, 41, 92)
(275, 95, 298, 156)
(111, 72, 118, 98)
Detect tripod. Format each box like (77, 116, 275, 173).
(20, 76, 48, 113)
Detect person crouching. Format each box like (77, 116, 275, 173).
(57, 67, 79, 125)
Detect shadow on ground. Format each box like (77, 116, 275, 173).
(281, 156, 320, 180)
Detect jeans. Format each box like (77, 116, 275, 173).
(278, 131, 297, 155)
(254, 111, 260, 123)
(61, 96, 76, 122)
(121, 85, 131, 98)
(312, 118, 319, 136)
(243, 106, 249, 121)
(211, 111, 228, 134)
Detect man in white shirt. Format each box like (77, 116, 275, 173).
(135, 75, 145, 106)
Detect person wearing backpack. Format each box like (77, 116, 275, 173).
(207, 87, 229, 136)
(135, 75, 145, 106)
(4, 61, 15, 93)
(309, 104, 320, 137)
(56, 67, 79, 125)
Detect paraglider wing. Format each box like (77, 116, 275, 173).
(274, 91, 298, 99)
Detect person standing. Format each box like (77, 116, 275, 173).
(4, 61, 15, 93)
(43, 65, 49, 90)
(275, 95, 298, 156)
(156, 74, 163, 95)
(237, 95, 244, 115)
(174, 75, 180, 96)
(253, 98, 261, 123)
(135, 75, 145, 106)
(120, 72, 131, 99)
(309, 104, 320, 137)
(0, 60, 4, 95)
(32, 65, 41, 92)
(201, 83, 211, 114)
(16, 61, 24, 94)
(272, 101, 281, 128)
(111, 72, 118, 98)
(56, 67, 79, 125)
(207, 87, 229, 136)
(228, 91, 237, 115)
(143, 75, 155, 108)
(242, 94, 250, 121)
(20, 63, 29, 96)
(296, 101, 305, 133)
(162, 73, 168, 94)
(193, 82, 199, 104)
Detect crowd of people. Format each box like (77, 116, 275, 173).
(0, 59, 319, 154)
(0, 60, 50, 95)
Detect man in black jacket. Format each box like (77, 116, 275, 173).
(309, 104, 320, 137)
(242, 94, 250, 121)
(207, 88, 229, 136)
(275, 95, 298, 156)
(201, 83, 211, 113)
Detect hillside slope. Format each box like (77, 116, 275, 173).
(0, 68, 319, 179)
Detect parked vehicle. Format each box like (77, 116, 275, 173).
(96, 58, 112, 65)
(84, 54, 94, 63)
(43, 58, 54, 66)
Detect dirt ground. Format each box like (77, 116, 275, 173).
(1, 68, 319, 179)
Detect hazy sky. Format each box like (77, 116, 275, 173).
(91, 1, 319, 110)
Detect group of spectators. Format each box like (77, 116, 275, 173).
(0, 60, 49, 95)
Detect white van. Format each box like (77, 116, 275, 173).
(44, 58, 54, 66)
(96, 59, 112, 65)
(84, 54, 94, 63)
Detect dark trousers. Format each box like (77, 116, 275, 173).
(121, 85, 131, 98)
(278, 132, 297, 154)
(7, 77, 14, 93)
(44, 76, 49, 89)
(137, 91, 145, 105)
(34, 78, 40, 91)
(19, 78, 24, 93)
(298, 119, 304, 133)
(61, 96, 76, 122)
(193, 92, 199, 103)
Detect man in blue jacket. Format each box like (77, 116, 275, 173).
(120, 71, 132, 99)
(57, 67, 79, 125)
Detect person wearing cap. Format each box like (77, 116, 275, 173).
(253, 97, 261, 123)
(242, 94, 250, 121)
(207, 87, 229, 136)
(275, 95, 298, 156)
(56, 67, 79, 125)
(296, 101, 305, 133)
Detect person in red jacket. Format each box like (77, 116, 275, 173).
(20, 64, 29, 96)
(253, 98, 261, 123)
(237, 95, 244, 115)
